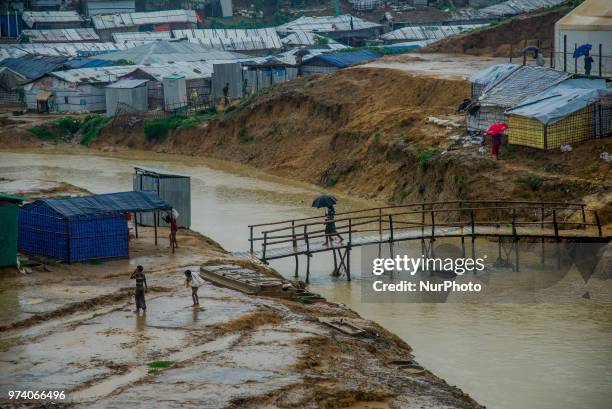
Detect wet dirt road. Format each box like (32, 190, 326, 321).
(1, 148, 611, 409)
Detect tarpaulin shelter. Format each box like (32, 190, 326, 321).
(18, 191, 171, 263)
(468, 63, 517, 98)
(506, 78, 611, 149)
(467, 65, 571, 133)
(0, 194, 24, 267)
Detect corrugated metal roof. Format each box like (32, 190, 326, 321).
(50, 65, 141, 84)
(0, 42, 135, 59)
(453, 0, 565, 19)
(40, 191, 171, 218)
(304, 50, 381, 68)
(479, 66, 571, 108)
(381, 24, 486, 41)
(277, 14, 381, 34)
(136, 61, 215, 81)
(133, 165, 189, 178)
(173, 28, 282, 51)
(22, 11, 83, 28)
(21, 28, 100, 43)
(106, 78, 148, 89)
(112, 31, 172, 43)
(95, 40, 246, 64)
(87, 0, 135, 16)
(281, 31, 346, 49)
(92, 9, 197, 30)
(0, 54, 67, 80)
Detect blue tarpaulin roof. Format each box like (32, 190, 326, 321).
(41, 191, 172, 218)
(64, 58, 114, 69)
(505, 78, 610, 125)
(307, 50, 381, 68)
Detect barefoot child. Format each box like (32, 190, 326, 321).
(130, 265, 147, 313)
(184, 269, 204, 306)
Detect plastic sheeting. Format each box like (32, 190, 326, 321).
(505, 79, 609, 124)
(469, 63, 517, 86)
(40, 191, 171, 218)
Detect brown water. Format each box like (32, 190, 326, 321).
(1, 148, 611, 409)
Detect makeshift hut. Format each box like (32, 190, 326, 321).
(133, 165, 191, 228)
(105, 79, 149, 116)
(18, 191, 171, 263)
(468, 66, 571, 132)
(242, 59, 298, 94)
(92, 10, 199, 42)
(299, 50, 381, 75)
(23, 65, 140, 112)
(21, 11, 83, 29)
(276, 14, 382, 45)
(0, 194, 24, 268)
(506, 79, 611, 149)
(468, 63, 517, 98)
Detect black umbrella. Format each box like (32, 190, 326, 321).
(312, 195, 337, 208)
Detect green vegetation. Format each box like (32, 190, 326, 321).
(53, 116, 81, 136)
(27, 127, 58, 141)
(417, 148, 441, 171)
(144, 107, 218, 142)
(452, 175, 469, 200)
(28, 115, 110, 145)
(147, 360, 176, 369)
(80, 115, 110, 146)
(517, 173, 544, 192)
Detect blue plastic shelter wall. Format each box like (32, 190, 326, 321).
(19, 202, 129, 262)
(18, 202, 69, 261)
(68, 214, 128, 262)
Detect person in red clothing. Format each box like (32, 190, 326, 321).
(163, 211, 178, 253)
(491, 132, 502, 160)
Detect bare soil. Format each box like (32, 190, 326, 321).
(421, 5, 572, 57)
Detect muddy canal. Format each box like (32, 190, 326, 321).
(1, 148, 611, 409)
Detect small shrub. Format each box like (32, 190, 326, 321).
(27, 127, 57, 141)
(147, 360, 175, 369)
(238, 124, 253, 143)
(144, 116, 185, 142)
(417, 148, 440, 171)
(80, 115, 110, 146)
(452, 175, 469, 199)
(517, 173, 543, 192)
(53, 116, 81, 136)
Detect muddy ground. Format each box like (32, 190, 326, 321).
(0, 177, 482, 409)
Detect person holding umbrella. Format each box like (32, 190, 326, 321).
(312, 195, 343, 246)
(573, 44, 593, 76)
(486, 122, 508, 160)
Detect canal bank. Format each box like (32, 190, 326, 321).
(1, 148, 611, 409)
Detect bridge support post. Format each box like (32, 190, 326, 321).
(346, 246, 351, 282)
(514, 239, 520, 272)
(294, 254, 299, 278)
(461, 235, 465, 258)
(306, 253, 310, 284)
(332, 248, 339, 276)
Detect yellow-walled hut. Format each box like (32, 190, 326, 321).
(506, 79, 611, 150)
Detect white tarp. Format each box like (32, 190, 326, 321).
(469, 63, 518, 85)
(505, 78, 609, 124)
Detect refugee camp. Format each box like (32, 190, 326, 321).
(0, 0, 610, 408)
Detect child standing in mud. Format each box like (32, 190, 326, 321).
(130, 265, 147, 313)
(184, 269, 204, 307)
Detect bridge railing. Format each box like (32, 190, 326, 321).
(248, 201, 604, 261)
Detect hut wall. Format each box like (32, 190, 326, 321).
(18, 202, 69, 261)
(508, 106, 595, 150)
(133, 174, 191, 228)
(0, 201, 19, 267)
